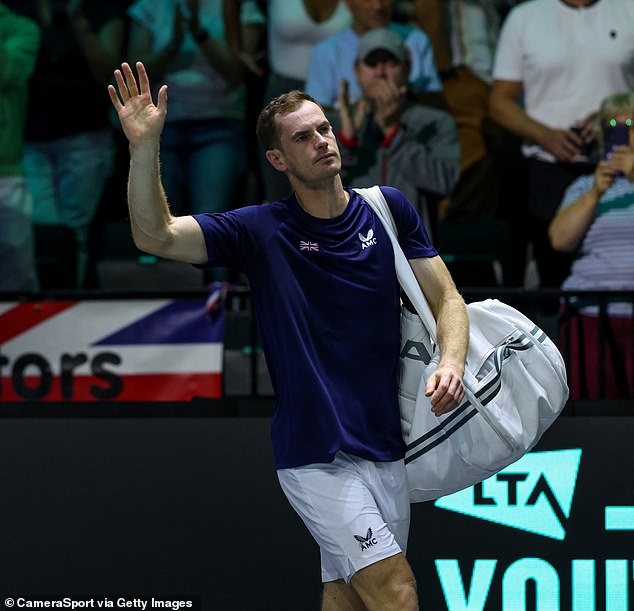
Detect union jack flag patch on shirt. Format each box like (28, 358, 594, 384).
(300, 241, 320, 252)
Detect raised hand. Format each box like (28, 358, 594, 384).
(337, 79, 366, 141)
(591, 160, 618, 197)
(367, 78, 406, 135)
(107, 62, 168, 149)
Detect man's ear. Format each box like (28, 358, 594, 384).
(265, 148, 286, 172)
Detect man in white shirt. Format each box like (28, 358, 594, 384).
(489, 0, 634, 287)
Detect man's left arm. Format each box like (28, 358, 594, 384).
(410, 255, 469, 415)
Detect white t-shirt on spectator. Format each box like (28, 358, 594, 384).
(268, 0, 352, 82)
(493, 0, 634, 162)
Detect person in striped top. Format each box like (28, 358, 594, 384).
(549, 91, 634, 399)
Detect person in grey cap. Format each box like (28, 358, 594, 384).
(305, 0, 443, 109)
(337, 27, 460, 237)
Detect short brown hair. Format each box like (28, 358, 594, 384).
(256, 90, 322, 150)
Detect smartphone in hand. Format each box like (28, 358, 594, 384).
(603, 123, 629, 159)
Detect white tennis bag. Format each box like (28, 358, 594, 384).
(356, 187, 569, 503)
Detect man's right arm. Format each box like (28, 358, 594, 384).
(127, 141, 207, 264)
(410, 255, 468, 416)
(109, 62, 207, 264)
(489, 79, 583, 163)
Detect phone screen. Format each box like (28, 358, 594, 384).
(603, 124, 629, 159)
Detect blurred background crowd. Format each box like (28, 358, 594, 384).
(1, 0, 633, 398)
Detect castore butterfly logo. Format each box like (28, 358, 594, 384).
(359, 229, 377, 249)
(354, 527, 378, 551)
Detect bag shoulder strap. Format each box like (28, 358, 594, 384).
(353, 186, 438, 340)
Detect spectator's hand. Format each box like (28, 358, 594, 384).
(367, 78, 406, 136)
(108, 62, 168, 150)
(590, 160, 618, 198)
(574, 112, 598, 144)
(338, 79, 366, 141)
(608, 145, 634, 181)
(540, 127, 583, 162)
(425, 362, 465, 416)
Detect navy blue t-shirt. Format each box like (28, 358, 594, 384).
(193, 186, 437, 468)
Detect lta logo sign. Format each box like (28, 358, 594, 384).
(429, 449, 634, 610)
(435, 449, 582, 540)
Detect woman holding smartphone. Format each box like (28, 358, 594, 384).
(549, 91, 634, 400)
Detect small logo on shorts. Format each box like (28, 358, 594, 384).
(354, 527, 378, 551)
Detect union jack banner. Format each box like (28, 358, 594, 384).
(0, 299, 224, 402)
(300, 241, 320, 252)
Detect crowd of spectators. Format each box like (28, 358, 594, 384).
(0, 0, 634, 397)
(1, 0, 633, 397)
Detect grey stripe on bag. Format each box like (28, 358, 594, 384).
(403, 329, 545, 464)
(405, 407, 480, 464)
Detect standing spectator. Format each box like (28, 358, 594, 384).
(224, 0, 352, 202)
(489, 0, 634, 287)
(338, 28, 459, 236)
(415, 0, 505, 221)
(128, 0, 265, 216)
(0, 2, 40, 292)
(549, 91, 634, 399)
(18, 0, 125, 288)
(305, 0, 443, 111)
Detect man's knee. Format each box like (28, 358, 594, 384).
(383, 569, 417, 609)
(322, 580, 366, 611)
(351, 554, 418, 611)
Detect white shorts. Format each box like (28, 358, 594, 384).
(277, 451, 410, 583)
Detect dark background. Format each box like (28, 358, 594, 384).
(0, 411, 632, 610)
